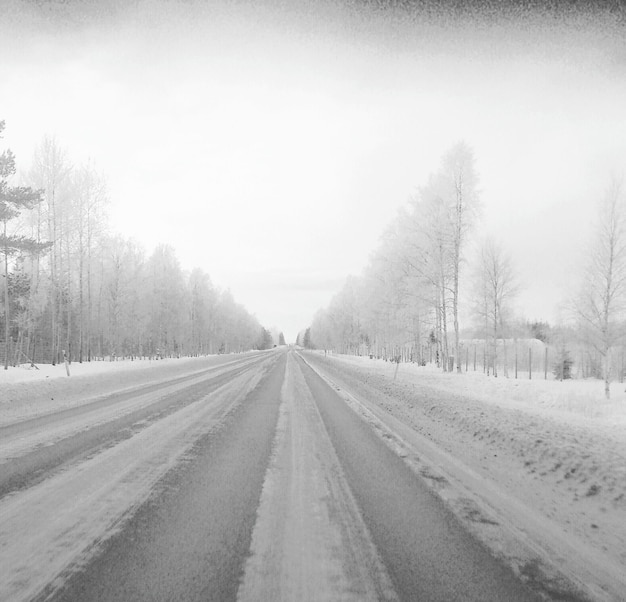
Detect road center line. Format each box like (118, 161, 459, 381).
(238, 352, 398, 602)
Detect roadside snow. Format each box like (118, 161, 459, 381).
(305, 352, 626, 601)
(0, 358, 184, 384)
(328, 353, 626, 426)
(0, 354, 258, 426)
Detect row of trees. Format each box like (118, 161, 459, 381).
(1, 122, 274, 367)
(305, 142, 484, 371)
(303, 142, 626, 398)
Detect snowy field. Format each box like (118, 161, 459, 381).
(340, 353, 626, 424)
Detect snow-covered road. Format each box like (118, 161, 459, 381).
(0, 352, 273, 601)
(303, 351, 626, 602)
(0, 349, 617, 600)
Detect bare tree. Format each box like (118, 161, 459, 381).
(575, 179, 626, 399)
(73, 163, 108, 362)
(410, 180, 456, 371)
(29, 136, 71, 364)
(473, 237, 518, 378)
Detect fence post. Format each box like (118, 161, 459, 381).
(483, 342, 487, 374)
(544, 346, 548, 380)
(529, 347, 532, 380)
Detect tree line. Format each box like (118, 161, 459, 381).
(303, 142, 482, 371)
(1, 121, 274, 368)
(301, 142, 626, 399)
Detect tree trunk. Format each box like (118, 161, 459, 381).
(492, 305, 498, 378)
(413, 312, 421, 365)
(502, 337, 509, 378)
(605, 345, 611, 399)
(440, 280, 449, 372)
(50, 185, 59, 365)
(86, 201, 92, 361)
(78, 194, 84, 363)
(65, 213, 72, 363)
(3, 221, 9, 370)
(453, 241, 461, 373)
(500, 314, 508, 378)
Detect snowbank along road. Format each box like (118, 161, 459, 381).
(0, 348, 609, 600)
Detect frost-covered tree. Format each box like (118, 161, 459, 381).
(575, 179, 626, 399)
(256, 328, 273, 350)
(28, 136, 72, 364)
(443, 143, 480, 372)
(144, 244, 186, 356)
(302, 327, 312, 349)
(72, 163, 108, 361)
(472, 237, 518, 377)
(305, 145, 481, 370)
(188, 267, 218, 355)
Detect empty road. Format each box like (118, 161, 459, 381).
(1, 349, 546, 601)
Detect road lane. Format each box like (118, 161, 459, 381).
(0, 352, 279, 602)
(296, 352, 542, 602)
(3, 348, 554, 600)
(37, 352, 287, 602)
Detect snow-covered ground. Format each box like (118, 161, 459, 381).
(0, 355, 257, 389)
(305, 352, 626, 601)
(0, 357, 189, 384)
(0, 354, 256, 426)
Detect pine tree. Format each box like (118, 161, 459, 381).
(553, 348, 573, 381)
(1, 121, 50, 369)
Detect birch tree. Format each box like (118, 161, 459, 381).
(29, 136, 71, 363)
(473, 237, 518, 378)
(381, 211, 434, 363)
(442, 142, 480, 373)
(188, 268, 217, 355)
(73, 163, 108, 361)
(575, 180, 626, 399)
(145, 244, 186, 357)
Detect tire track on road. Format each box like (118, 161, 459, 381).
(34, 351, 287, 602)
(238, 352, 398, 601)
(297, 352, 542, 602)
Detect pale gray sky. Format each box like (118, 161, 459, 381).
(2, 0, 625, 341)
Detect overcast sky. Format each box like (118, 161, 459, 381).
(1, 0, 626, 342)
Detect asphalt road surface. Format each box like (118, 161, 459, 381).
(1, 349, 546, 601)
